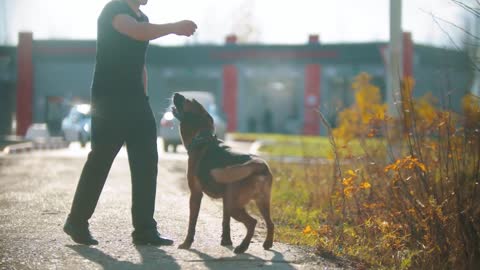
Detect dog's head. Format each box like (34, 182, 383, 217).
(172, 93, 215, 147)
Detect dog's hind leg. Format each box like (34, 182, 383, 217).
(220, 195, 233, 246)
(231, 207, 257, 254)
(255, 175, 274, 250)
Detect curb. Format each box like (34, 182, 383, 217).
(2, 137, 69, 155)
(249, 139, 337, 165)
(2, 142, 34, 154)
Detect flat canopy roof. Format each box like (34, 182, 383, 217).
(2, 40, 471, 70)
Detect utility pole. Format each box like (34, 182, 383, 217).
(471, 5, 480, 97)
(387, 0, 403, 115)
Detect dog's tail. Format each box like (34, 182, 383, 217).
(211, 159, 270, 184)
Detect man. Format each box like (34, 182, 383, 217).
(63, 0, 197, 246)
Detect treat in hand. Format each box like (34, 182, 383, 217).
(174, 20, 197, 37)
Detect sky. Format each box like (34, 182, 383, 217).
(0, 0, 472, 47)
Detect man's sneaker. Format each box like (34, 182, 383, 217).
(63, 219, 98, 245)
(132, 229, 174, 246)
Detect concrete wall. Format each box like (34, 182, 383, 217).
(236, 64, 304, 134)
(33, 60, 94, 122)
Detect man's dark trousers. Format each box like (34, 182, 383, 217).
(68, 97, 158, 232)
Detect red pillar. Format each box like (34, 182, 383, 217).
(222, 65, 238, 132)
(304, 64, 321, 135)
(403, 32, 413, 78)
(16, 32, 34, 136)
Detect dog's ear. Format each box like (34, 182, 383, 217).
(191, 99, 214, 124)
(191, 99, 204, 110)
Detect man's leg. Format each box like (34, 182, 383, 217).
(126, 104, 173, 245)
(65, 116, 124, 244)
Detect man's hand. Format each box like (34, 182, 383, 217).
(113, 15, 197, 41)
(172, 20, 197, 37)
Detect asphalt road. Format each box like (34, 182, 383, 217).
(0, 141, 343, 270)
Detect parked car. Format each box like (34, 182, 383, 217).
(159, 91, 227, 152)
(61, 104, 91, 147)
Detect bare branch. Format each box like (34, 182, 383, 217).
(426, 10, 480, 72)
(425, 11, 480, 41)
(452, 0, 480, 18)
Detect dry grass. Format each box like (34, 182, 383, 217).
(266, 74, 480, 269)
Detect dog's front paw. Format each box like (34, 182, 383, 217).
(178, 241, 192, 249)
(234, 244, 249, 254)
(221, 238, 233, 246)
(263, 240, 273, 250)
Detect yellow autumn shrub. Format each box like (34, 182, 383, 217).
(270, 73, 479, 269)
(322, 73, 480, 269)
(333, 72, 387, 142)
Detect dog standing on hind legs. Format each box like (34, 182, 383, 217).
(172, 93, 274, 254)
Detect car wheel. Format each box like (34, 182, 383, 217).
(172, 144, 178, 153)
(60, 131, 68, 142)
(163, 142, 169, 153)
(79, 132, 87, 148)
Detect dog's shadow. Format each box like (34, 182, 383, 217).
(186, 247, 297, 270)
(67, 244, 180, 270)
(67, 244, 297, 270)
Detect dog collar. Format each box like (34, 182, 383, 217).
(186, 130, 218, 153)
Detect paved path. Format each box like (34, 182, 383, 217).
(0, 144, 344, 270)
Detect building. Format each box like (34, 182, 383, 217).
(0, 45, 15, 136)
(0, 32, 472, 137)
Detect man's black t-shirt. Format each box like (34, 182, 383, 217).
(91, 0, 149, 107)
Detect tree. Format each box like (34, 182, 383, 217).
(230, 0, 261, 43)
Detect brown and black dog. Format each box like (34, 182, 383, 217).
(172, 93, 274, 254)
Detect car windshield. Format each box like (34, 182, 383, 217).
(69, 104, 91, 120)
(207, 104, 219, 115)
(75, 104, 91, 115)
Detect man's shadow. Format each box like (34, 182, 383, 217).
(186, 247, 296, 270)
(67, 244, 180, 270)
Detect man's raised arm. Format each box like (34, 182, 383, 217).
(113, 15, 197, 41)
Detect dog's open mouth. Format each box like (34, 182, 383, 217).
(171, 106, 182, 120)
(171, 106, 178, 115)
